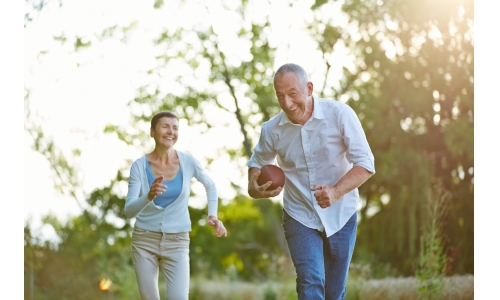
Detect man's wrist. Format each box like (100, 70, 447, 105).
(331, 185, 341, 200)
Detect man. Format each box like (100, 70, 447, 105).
(247, 63, 375, 300)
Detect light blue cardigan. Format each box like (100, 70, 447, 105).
(124, 151, 218, 233)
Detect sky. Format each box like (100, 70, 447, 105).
(3, 0, 498, 296)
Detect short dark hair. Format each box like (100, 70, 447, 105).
(151, 111, 179, 130)
(274, 63, 309, 87)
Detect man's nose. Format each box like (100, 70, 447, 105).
(282, 95, 293, 108)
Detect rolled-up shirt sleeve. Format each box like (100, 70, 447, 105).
(247, 122, 277, 169)
(341, 106, 376, 174)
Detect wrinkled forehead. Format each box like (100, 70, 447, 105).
(274, 72, 304, 91)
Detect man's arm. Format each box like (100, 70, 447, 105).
(248, 167, 283, 199)
(311, 166, 373, 209)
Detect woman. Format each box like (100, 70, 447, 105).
(124, 111, 227, 300)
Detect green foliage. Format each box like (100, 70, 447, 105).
(24, 171, 139, 299)
(345, 274, 364, 300)
(24, 217, 137, 299)
(25, 93, 84, 209)
(311, 0, 328, 10)
(263, 284, 278, 300)
(189, 196, 292, 281)
(154, 0, 164, 9)
(25, 0, 61, 26)
(416, 233, 447, 300)
(74, 36, 92, 50)
(104, 1, 279, 160)
(309, 0, 474, 275)
(415, 181, 451, 300)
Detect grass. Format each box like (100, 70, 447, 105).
(189, 277, 296, 300)
(187, 275, 473, 300)
(358, 274, 474, 300)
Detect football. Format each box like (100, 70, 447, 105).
(257, 164, 286, 191)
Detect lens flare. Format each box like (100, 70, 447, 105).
(99, 278, 112, 291)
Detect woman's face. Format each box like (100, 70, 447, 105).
(151, 117, 179, 148)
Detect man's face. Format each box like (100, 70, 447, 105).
(274, 72, 313, 125)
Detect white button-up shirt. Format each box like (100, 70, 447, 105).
(248, 96, 375, 237)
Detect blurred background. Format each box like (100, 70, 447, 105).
(23, 0, 474, 299)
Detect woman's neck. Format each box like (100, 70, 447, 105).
(149, 146, 176, 164)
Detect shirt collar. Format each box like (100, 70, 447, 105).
(278, 95, 324, 125)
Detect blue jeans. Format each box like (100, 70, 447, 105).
(282, 210, 357, 300)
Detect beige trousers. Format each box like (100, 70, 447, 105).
(131, 227, 190, 300)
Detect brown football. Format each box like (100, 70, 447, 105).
(257, 164, 286, 191)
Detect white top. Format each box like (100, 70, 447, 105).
(125, 151, 218, 233)
(248, 96, 375, 237)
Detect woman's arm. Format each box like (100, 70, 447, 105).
(192, 156, 218, 217)
(192, 156, 227, 237)
(124, 161, 151, 218)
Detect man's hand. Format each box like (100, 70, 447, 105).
(311, 185, 340, 208)
(248, 168, 282, 199)
(311, 166, 373, 208)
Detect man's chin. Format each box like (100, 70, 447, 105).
(287, 113, 304, 123)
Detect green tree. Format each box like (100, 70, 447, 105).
(104, 1, 279, 179)
(309, 0, 474, 275)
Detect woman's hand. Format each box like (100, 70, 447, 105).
(207, 215, 227, 237)
(148, 175, 167, 201)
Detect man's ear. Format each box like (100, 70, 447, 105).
(307, 81, 313, 96)
(150, 127, 154, 137)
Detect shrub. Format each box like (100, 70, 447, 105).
(415, 181, 451, 300)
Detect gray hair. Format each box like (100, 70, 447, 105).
(274, 63, 309, 87)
